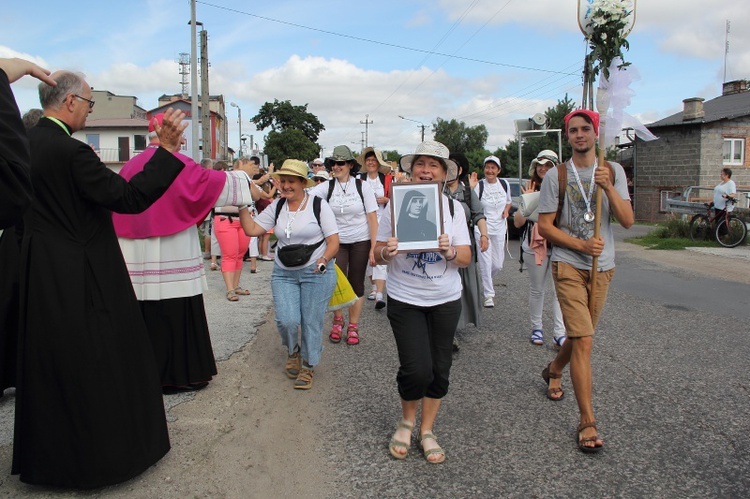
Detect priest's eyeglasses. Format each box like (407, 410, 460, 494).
(75, 95, 96, 109)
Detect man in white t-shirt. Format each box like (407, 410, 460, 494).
(473, 155, 511, 307)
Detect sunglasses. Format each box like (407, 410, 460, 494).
(74, 94, 95, 109)
(333, 160, 349, 166)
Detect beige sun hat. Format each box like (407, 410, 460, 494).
(398, 140, 458, 182)
(271, 159, 315, 187)
(357, 147, 391, 174)
(528, 149, 559, 177)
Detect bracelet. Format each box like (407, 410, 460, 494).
(379, 246, 392, 262)
(445, 246, 457, 261)
(480, 234, 488, 240)
(238, 205, 248, 211)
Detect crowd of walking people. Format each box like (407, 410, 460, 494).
(1, 56, 634, 488)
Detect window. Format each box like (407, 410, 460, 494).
(723, 138, 745, 165)
(86, 134, 100, 151)
(133, 134, 146, 151)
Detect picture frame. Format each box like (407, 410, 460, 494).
(389, 181, 444, 252)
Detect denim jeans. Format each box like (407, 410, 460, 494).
(271, 262, 337, 367)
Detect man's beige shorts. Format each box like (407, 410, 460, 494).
(552, 261, 615, 338)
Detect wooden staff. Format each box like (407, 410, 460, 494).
(589, 138, 605, 314)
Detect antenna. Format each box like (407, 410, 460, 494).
(723, 20, 730, 83)
(177, 52, 190, 98)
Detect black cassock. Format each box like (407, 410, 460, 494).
(0, 68, 32, 393)
(12, 117, 184, 489)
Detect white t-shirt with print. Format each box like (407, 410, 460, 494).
(474, 179, 511, 235)
(377, 195, 470, 307)
(254, 196, 338, 270)
(308, 178, 378, 244)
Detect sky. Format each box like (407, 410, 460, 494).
(3, 0, 749, 159)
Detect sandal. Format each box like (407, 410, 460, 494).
(419, 432, 446, 464)
(389, 419, 414, 460)
(225, 290, 239, 302)
(530, 329, 544, 345)
(293, 367, 314, 390)
(329, 316, 343, 343)
(285, 350, 301, 379)
(553, 335, 566, 351)
(367, 290, 377, 300)
(210, 262, 218, 271)
(234, 287, 251, 296)
(577, 422, 604, 453)
(346, 323, 359, 345)
(541, 362, 564, 401)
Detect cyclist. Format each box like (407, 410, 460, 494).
(712, 168, 737, 238)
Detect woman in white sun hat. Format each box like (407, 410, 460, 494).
(513, 149, 566, 349)
(375, 140, 471, 464)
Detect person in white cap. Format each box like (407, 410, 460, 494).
(473, 155, 511, 307)
(512, 150, 566, 349)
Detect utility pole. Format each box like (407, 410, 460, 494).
(177, 53, 190, 99)
(189, 0, 199, 159)
(723, 20, 730, 83)
(230, 102, 242, 157)
(360, 114, 373, 148)
(398, 115, 426, 142)
(200, 27, 211, 159)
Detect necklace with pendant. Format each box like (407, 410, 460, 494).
(568, 159, 597, 223)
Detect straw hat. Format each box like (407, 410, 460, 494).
(311, 170, 330, 181)
(357, 147, 391, 175)
(398, 140, 458, 182)
(528, 150, 559, 177)
(271, 159, 315, 187)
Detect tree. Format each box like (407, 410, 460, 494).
(432, 118, 488, 154)
(380, 150, 400, 162)
(494, 94, 578, 179)
(251, 99, 325, 164)
(263, 129, 320, 167)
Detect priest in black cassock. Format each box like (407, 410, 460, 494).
(0, 58, 56, 395)
(12, 70, 187, 489)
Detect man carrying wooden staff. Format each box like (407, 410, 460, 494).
(536, 109, 633, 453)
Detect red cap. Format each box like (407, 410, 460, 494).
(148, 113, 165, 133)
(564, 109, 600, 136)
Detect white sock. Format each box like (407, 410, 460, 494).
(375, 292, 383, 301)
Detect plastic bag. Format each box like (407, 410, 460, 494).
(327, 264, 358, 312)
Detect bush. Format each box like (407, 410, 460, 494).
(649, 214, 691, 239)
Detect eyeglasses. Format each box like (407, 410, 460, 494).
(333, 160, 348, 166)
(74, 94, 95, 109)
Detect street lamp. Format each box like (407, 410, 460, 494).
(230, 102, 242, 157)
(398, 115, 426, 142)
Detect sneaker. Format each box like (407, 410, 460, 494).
(294, 367, 314, 390)
(375, 300, 386, 310)
(285, 351, 301, 379)
(367, 290, 377, 300)
(483, 297, 494, 308)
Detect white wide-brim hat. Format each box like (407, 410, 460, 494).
(399, 140, 458, 182)
(528, 149, 559, 177)
(357, 147, 391, 175)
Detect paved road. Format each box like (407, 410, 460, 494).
(0, 226, 748, 497)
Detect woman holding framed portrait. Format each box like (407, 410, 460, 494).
(374, 140, 471, 464)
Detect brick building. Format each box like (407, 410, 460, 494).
(635, 80, 750, 222)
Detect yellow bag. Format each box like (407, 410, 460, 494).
(327, 264, 358, 312)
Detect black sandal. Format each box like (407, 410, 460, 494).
(577, 422, 603, 453)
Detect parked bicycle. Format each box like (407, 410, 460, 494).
(689, 197, 747, 248)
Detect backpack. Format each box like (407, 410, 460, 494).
(358, 172, 394, 199)
(477, 178, 510, 201)
(274, 196, 323, 227)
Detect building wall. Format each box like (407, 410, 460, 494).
(72, 127, 148, 164)
(89, 91, 145, 120)
(635, 125, 702, 222)
(635, 118, 750, 222)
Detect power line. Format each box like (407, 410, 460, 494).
(197, 1, 577, 76)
